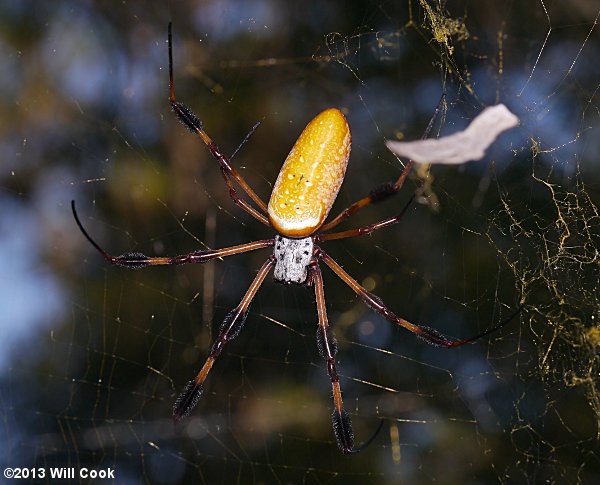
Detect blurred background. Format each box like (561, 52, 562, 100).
(1, 0, 599, 483)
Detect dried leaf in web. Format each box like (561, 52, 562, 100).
(386, 104, 519, 165)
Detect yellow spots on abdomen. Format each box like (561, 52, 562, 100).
(268, 108, 351, 237)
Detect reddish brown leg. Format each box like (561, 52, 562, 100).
(311, 262, 384, 453)
(320, 95, 446, 232)
(318, 249, 514, 348)
(317, 195, 415, 242)
(320, 160, 414, 232)
(168, 23, 269, 225)
(72, 200, 273, 268)
(311, 262, 355, 453)
(173, 256, 275, 421)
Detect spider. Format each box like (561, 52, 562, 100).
(71, 23, 515, 454)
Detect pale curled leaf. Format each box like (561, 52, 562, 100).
(386, 104, 519, 165)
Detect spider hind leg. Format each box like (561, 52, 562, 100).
(173, 380, 204, 422)
(311, 261, 381, 453)
(172, 257, 275, 422)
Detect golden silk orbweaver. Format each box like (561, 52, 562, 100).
(71, 23, 516, 454)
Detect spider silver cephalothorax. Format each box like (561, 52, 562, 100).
(71, 23, 514, 454)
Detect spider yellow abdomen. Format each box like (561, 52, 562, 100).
(268, 108, 351, 237)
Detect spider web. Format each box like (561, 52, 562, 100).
(1, 0, 599, 483)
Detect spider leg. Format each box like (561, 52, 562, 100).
(167, 23, 270, 225)
(317, 195, 415, 242)
(173, 256, 275, 421)
(72, 200, 273, 268)
(319, 160, 414, 232)
(320, 94, 446, 232)
(310, 261, 383, 453)
(318, 249, 516, 348)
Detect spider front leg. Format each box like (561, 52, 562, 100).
(173, 256, 275, 421)
(320, 94, 446, 233)
(319, 160, 414, 232)
(167, 23, 269, 226)
(317, 195, 415, 242)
